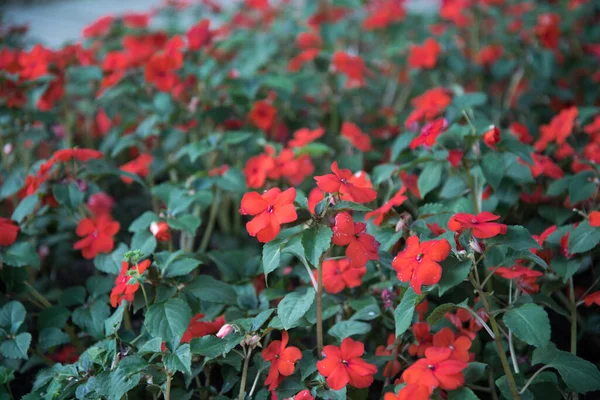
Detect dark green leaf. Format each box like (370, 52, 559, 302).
(503, 304, 550, 348)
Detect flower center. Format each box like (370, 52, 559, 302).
(92, 230, 98, 238)
(342, 360, 349, 367)
(340, 178, 348, 184)
(428, 364, 437, 372)
(266, 205, 274, 213)
(471, 218, 478, 224)
(416, 253, 424, 262)
(275, 354, 279, 359)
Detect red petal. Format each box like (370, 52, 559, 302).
(239, 192, 268, 215)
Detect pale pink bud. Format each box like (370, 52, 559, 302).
(216, 324, 234, 339)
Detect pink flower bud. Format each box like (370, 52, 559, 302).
(216, 324, 234, 339)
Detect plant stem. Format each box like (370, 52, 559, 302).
(316, 258, 324, 355)
(238, 348, 252, 400)
(520, 365, 551, 394)
(140, 284, 150, 309)
(469, 275, 520, 400)
(199, 188, 221, 253)
(569, 278, 577, 355)
(164, 372, 172, 400)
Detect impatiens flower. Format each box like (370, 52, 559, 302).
(18, 44, 52, 80)
(319, 258, 366, 294)
(399, 171, 421, 198)
(87, 192, 114, 216)
(316, 337, 377, 390)
(186, 19, 212, 50)
(308, 187, 325, 214)
(392, 236, 450, 294)
(409, 38, 442, 70)
(432, 328, 472, 362)
(408, 322, 433, 357)
(365, 186, 407, 226)
(583, 291, 600, 307)
(589, 211, 600, 227)
(375, 334, 401, 378)
(534, 107, 578, 151)
(520, 153, 564, 180)
(0, 218, 19, 246)
(510, 122, 533, 144)
(288, 127, 325, 148)
(52, 148, 103, 162)
(244, 153, 276, 188)
(110, 259, 151, 307)
(482, 126, 501, 149)
(534, 13, 560, 49)
(182, 314, 225, 343)
(341, 122, 372, 152)
(493, 265, 543, 281)
(332, 51, 368, 89)
(315, 162, 377, 203)
(74, 215, 120, 259)
(249, 100, 277, 131)
(120, 153, 153, 184)
(239, 188, 297, 243)
(583, 116, 600, 135)
(262, 331, 302, 391)
(448, 212, 507, 239)
(476, 45, 503, 66)
(384, 384, 431, 400)
(362, 0, 405, 30)
(150, 221, 171, 242)
(293, 389, 314, 400)
(401, 347, 468, 392)
(447, 149, 463, 167)
(405, 87, 452, 128)
(332, 212, 380, 268)
(83, 15, 114, 38)
(410, 118, 448, 149)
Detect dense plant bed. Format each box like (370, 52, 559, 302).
(1, 0, 600, 399)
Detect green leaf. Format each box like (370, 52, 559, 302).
(128, 211, 158, 232)
(427, 299, 469, 325)
(452, 92, 488, 109)
(94, 243, 128, 274)
(38, 328, 71, 351)
(481, 152, 505, 190)
(144, 298, 191, 341)
(52, 182, 84, 209)
(164, 344, 191, 375)
(167, 214, 201, 235)
(277, 289, 315, 330)
(0, 301, 27, 334)
(464, 362, 488, 383)
(190, 332, 243, 359)
(448, 387, 480, 400)
(0, 333, 31, 359)
(569, 221, 600, 254)
(130, 230, 157, 256)
(438, 260, 471, 296)
(487, 226, 540, 251)
(11, 195, 37, 223)
(262, 239, 283, 279)
(391, 133, 416, 162)
(503, 304, 550, 347)
(532, 344, 600, 393)
(104, 303, 126, 336)
(162, 258, 201, 278)
(251, 309, 275, 331)
(331, 201, 372, 212)
(2, 242, 40, 268)
(394, 288, 417, 337)
(72, 301, 110, 339)
(216, 168, 247, 194)
(137, 337, 163, 354)
(185, 275, 238, 304)
(328, 321, 371, 341)
(568, 172, 596, 204)
(302, 225, 332, 267)
(418, 163, 443, 198)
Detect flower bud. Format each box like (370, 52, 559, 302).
(243, 334, 261, 347)
(216, 324, 234, 339)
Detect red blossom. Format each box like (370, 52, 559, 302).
(341, 122, 373, 152)
(410, 118, 448, 149)
(409, 38, 442, 70)
(315, 162, 377, 204)
(583, 291, 600, 307)
(447, 149, 464, 167)
(186, 19, 212, 50)
(332, 51, 368, 89)
(0, 218, 19, 246)
(262, 331, 302, 391)
(239, 188, 297, 243)
(401, 347, 468, 392)
(432, 328, 472, 362)
(365, 186, 408, 226)
(483, 126, 501, 149)
(332, 212, 380, 268)
(74, 215, 120, 259)
(150, 221, 171, 242)
(448, 212, 507, 239)
(316, 338, 377, 390)
(110, 259, 151, 307)
(375, 334, 401, 378)
(319, 258, 366, 294)
(288, 127, 325, 148)
(181, 314, 225, 343)
(590, 211, 600, 227)
(120, 153, 153, 184)
(249, 100, 277, 131)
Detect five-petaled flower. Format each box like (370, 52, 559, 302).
(432, 328, 472, 362)
(319, 258, 366, 294)
(401, 347, 468, 392)
(315, 162, 377, 203)
(239, 187, 297, 243)
(448, 212, 507, 239)
(410, 118, 448, 149)
(0, 218, 20, 246)
(262, 331, 302, 391)
(110, 259, 151, 307)
(332, 212, 380, 268)
(392, 236, 451, 294)
(365, 186, 407, 226)
(74, 214, 120, 259)
(316, 337, 377, 390)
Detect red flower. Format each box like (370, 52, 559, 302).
(249, 100, 277, 131)
(316, 338, 377, 390)
(510, 122, 533, 144)
(332, 51, 368, 89)
(483, 126, 501, 149)
(288, 127, 325, 148)
(401, 347, 468, 391)
(410, 118, 448, 149)
(476, 45, 503, 66)
(239, 188, 297, 243)
(375, 334, 401, 378)
(409, 38, 442, 70)
(432, 328, 472, 362)
(87, 192, 114, 216)
(534, 107, 578, 151)
(520, 153, 564, 180)
(262, 331, 302, 391)
(123, 12, 150, 29)
(120, 153, 153, 184)
(341, 122, 372, 152)
(408, 322, 433, 357)
(447, 149, 464, 167)
(493, 265, 543, 281)
(18, 44, 52, 80)
(362, 0, 405, 30)
(145, 54, 180, 92)
(53, 148, 103, 162)
(187, 19, 212, 50)
(583, 291, 600, 307)
(405, 87, 452, 128)
(315, 162, 377, 203)
(400, 171, 421, 198)
(583, 116, 600, 135)
(48, 345, 79, 364)
(83, 15, 114, 38)
(365, 187, 408, 226)
(332, 212, 380, 268)
(392, 236, 451, 294)
(308, 187, 325, 214)
(589, 211, 600, 227)
(110, 259, 151, 307)
(150, 221, 171, 242)
(244, 153, 276, 188)
(0, 218, 19, 246)
(293, 389, 314, 400)
(448, 212, 507, 239)
(535, 13, 560, 49)
(384, 384, 430, 400)
(288, 48, 320, 72)
(181, 314, 225, 343)
(74, 215, 120, 259)
(319, 258, 366, 294)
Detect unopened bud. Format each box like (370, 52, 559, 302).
(469, 238, 483, 254)
(243, 334, 261, 347)
(216, 324, 234, 339)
